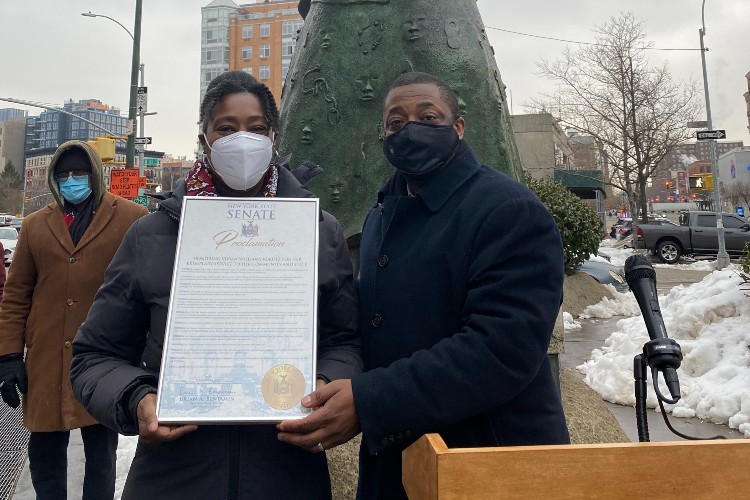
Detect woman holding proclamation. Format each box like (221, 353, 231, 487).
(70, 71, 361, 499)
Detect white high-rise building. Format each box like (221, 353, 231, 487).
(200, 0, 239, 105)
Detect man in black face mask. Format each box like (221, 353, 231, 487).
(278, 72, 569, 499)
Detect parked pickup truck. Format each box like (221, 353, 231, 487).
(634, 211, 750, 264)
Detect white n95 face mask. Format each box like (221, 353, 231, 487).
(207, 131, 274, 191)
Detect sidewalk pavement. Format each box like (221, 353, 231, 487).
(0, 404, 28, 500)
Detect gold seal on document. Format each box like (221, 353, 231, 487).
(262, 364, 306, 410)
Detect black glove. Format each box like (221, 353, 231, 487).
(0, 353, 28, 408)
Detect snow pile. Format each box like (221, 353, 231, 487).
(654, 259, 718, 272)
(579, 285, 640, 319)
(578, 268, 750, 437)
(563, 311, 581, 330)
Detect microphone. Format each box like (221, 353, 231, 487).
(624, 255, 682, 401)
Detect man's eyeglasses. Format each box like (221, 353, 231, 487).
(54, 170, 90, 181)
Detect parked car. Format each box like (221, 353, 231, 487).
(609, 218, 633, 238)
(609, 217, 676, 239)
(10, 217, 24, 232)
(578, 257, 628, 293)
(0, 226, 19, 266)
(635, 211, 750, 264)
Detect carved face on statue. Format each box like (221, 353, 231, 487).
(402, 16, 427, 41)
(329, 181, 343, 204)
(321, 29, 333, 49)
(300, 119, 317, 145)
(356, 74, 379, 102)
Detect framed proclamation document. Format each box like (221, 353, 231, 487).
(156, 197, 320, 424)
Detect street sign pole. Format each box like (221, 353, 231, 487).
(699, 9, 729, 269)
(126, 0, 142, 170)
(138, 67, 146, 196)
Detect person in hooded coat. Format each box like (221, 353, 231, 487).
(0, 140, 148, 499)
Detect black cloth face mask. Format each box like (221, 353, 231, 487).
(383, 121, 460, 179)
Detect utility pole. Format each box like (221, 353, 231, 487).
(126, 0, 143, 169)
(699, 0, 730, 270)
(138, 63, 146, 196)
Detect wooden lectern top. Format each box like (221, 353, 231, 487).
(403, 433, 750, 499)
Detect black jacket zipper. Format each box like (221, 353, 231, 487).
(227, 426, 240, 499)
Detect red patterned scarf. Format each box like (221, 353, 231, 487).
(185, 159, 278, 197)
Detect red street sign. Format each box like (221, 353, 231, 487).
(109, 168, 140, 198)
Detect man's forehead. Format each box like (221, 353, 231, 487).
(384, 83, 443, 110)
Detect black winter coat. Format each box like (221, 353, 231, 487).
(71, 167, 362, 500)
(351, 144, 570, 500)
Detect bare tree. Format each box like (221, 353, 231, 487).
(530, 12, 701, 223)
(0, 160, 23, 214)
(723, 180, 750, 211)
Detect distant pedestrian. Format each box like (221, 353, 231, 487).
(0, 140, 147, 499)
(0, 241, 6, 301)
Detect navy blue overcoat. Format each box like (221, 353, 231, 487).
(352, 143, 570, 500)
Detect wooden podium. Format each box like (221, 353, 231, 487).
(403, 433, 750, 499)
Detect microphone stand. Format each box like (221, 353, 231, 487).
(633, 354, 649, 442)
(633, 337, 725, 442)
(634, 337, 682, 442)
(625, 254, 726, 442)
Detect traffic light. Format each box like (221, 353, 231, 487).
(688, 174, 713, 191)
(24, 196, 29, 203)
(87, 137, 116, 162)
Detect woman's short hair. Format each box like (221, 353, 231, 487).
(199, 71, 280, 133)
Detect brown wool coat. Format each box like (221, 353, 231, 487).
(0, 192, 147, 432)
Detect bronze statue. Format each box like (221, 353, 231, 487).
(279, 0, 522, 241)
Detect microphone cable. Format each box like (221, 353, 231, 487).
(651, 367, 727, 441)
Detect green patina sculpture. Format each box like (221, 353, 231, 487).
(278, 0, 523, 240)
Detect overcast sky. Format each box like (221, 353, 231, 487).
(2, 0, 748, 159)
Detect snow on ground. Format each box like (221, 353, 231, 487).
(563, 311, 582, 330)
(577, 266, 750, 437)
(113, 437, 138, 498)
(579, 285, 640, 319)
(653, 259, 718, 272)
(598, 237, 724, 271)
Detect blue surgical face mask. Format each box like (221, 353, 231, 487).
(59, 175, 92, 204)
